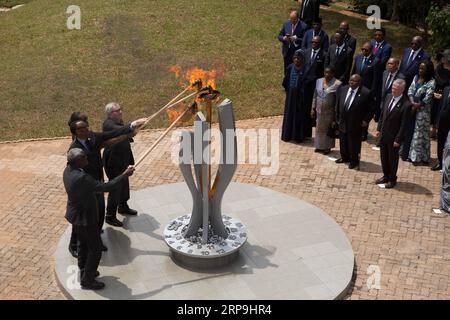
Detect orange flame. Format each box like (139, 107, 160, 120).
(166, 102, 188, 124)
(168, 65, 223, 90)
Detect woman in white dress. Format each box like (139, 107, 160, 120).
(311, 66, 342, 154)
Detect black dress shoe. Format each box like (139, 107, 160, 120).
(385, 181, 397, 189)
(322, 149, 331, 155)
(348, 163, 360, 170)
(106, 216, 123, 227)
(118, 207, 138, 216)
(335, 158, 349, 164)
(68, 247, 78, 258)
(80, 270, 100, 278)
(431, 164, 442, 171)
(375, 177, 388, 184)
(81, 280, 105, 290)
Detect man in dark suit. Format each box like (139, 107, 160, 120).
(103, 103, 138, 227)
(375, 79, 412, 188)
(432, 86, 450, 171)
(278, 10, 308, 74)
(352, 42, 382, 141)
(335, 74, 373, 170)
(299, 0, 320, 28)
(325, 31, 353, 85)
(301, 17, 329, 52)
(68, 117, 146, 254)
(376, 58, 405, 122)
(330, 21, 357, 61)
(303, 39, 325, 137)
(63, 148, 135, 290)
(370, 28, 392, 68)
(399, 36, 430, 88)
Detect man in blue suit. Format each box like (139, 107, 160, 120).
(278, 10, 308, 74)
(399, 36, 430, 88)
(370, 28, 392, 68)
(352, 42, 382, 141)
(301, 17, 329, 52)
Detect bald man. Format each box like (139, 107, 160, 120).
(376, 58, 405, 122)
(278, 10, 308, 74)
(399, 36, 430, 88)
(331, 21, 357, 61)
(335, 74, 374, 170)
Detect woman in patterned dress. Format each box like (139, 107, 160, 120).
(311, 66, 341, 154)
(407, 60, 436, 165)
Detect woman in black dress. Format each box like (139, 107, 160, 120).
(281, 49, 309, 142)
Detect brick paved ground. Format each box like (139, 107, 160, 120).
(0, 116, 449, 299)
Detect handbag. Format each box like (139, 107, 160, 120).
(327, 122, 340, 139)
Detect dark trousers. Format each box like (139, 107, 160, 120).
(96, 193, 105, 231)
(106, 171, 130, 218)
(74, 225, 102, 285)
(69, 194, 105, 250)
(380, 140, 400, 182)
(283, 48, 296, 74)
(339, 131, 362, 165)
(437, 125, 450, 166)
(400, 115, 416, 160)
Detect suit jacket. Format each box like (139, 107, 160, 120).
(335, 85, 373, 133)
(377, 94, 411, 144)
(331, 33, 357, 58)
(370, 40, 392, 66)
(103, 118, 135, 175)
(438, 86, 450, 131)
(278, 20, 307, 57)
(378, 70, 405, 105)
(63, 166, 126, 226)
(299, 0, 320, 24)
(69, 126, 132, 181)
(325, 44, 353, 84)
(301, 29, 329, 52)
(304, 47, 325, 82)
(399, 48, 430, 86)
(352, 54, 382, 96)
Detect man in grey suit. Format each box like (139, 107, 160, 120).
(63, 148, 135, 290)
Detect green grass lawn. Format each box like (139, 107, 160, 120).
(0, 0, 417, 141)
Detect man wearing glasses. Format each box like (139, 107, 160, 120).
(399, 36, 430, 88)
(352, 42, 382, 141)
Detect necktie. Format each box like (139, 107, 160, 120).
(387, 98, 396, 113)
(361, 57, 366, 71)
(385, 73, 393, 90)
(336, 47, 340, 57)
(374, 43, 379, 54)
(302, 0, 310, 18)
(406, 50, 415, 66)
(311, 50, 316, 62)
(344, 90, 354, 110)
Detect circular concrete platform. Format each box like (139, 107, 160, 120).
(54, 183, 354, 300)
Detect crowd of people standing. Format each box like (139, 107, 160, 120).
(277, 4, 450, 204)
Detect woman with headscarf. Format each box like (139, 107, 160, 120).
(281, 49, 310, 142)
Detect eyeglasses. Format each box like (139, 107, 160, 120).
(361, 48, 369, 52)
(112, 108, 122, 113)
